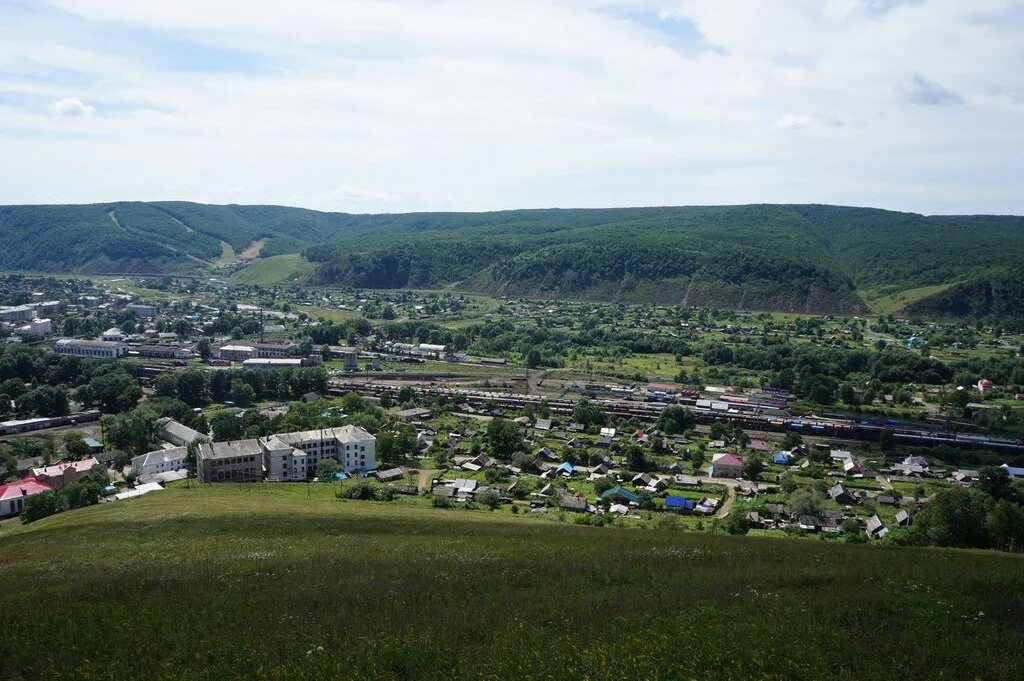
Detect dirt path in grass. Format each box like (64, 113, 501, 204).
(416, 468, 438, 492)
(715, 484, 737, 518)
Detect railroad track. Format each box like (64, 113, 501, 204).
(329, 380, 1024, 454)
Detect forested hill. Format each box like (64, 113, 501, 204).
(905, 271, 1024, 328)
(2, 201, 1023, 316)
(0, 202, 358, 273)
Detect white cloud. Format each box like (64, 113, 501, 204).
(901, 73, 964, 106)
(776, 114, 811, 130)
(0, 1, 1019, 213)
(50, 96, 95, 117)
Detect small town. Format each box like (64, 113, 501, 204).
(3, 3, 1024, 676)
(2, 273, 1022, 548)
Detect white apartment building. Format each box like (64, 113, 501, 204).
(262, 425, 376, 481)
(132, 446, 188, 477)
(0, 305, 34, 323)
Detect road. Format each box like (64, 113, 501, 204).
(689, 474, 771, 519)
(414, 468, 438, 492)
(715, 484, 738, 518)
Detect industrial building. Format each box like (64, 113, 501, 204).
(51, 338, 130, 359)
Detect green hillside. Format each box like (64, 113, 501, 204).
(0, 201, 354, 275)
(229, 253, 315, 284)
(1, 485, 1022, 680)
(2, 201, 1023, 317)
(906, 270, 1024, 326)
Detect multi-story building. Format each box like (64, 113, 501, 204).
(132, 446, 188, 478)
(254, 341, 297, 358)
(0, 305, 35, 323)
(52, 338, 129, 359)
(196, 425, 376, 483)
(15, 318, 52, 335)
(262, 425, 376, 480)
(196, 440, 264, 483)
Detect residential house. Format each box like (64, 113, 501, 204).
(710, 453, 744, 478)
(829, 483, 856, 505)
(951, 469, 979, 485)
(664, 495, 696, 513)
(555, 461, 575, 478)
(0, 476, 53, 518)
(31, 458, 99, 488)
(631, 472, 655, 488)
(600, 486, 641, 505)
(866, 515, 887, 538)
(558, 495, 590, 512)
(843, 459, 867, 476)
(396, 407, 432, 422)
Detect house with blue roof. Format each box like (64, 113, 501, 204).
(1001, 463, 1024, 479)
(555, 461, 575, 477)
(664, 495, 696, 512)
(773, 452, 791, 465)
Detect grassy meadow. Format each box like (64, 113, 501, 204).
(1, 485, 1022, 680)
(229, 253, 315, 284)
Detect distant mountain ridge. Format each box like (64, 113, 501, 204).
(1, 201, 1023, 317)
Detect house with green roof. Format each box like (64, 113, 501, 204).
(600, 485, 641, 504)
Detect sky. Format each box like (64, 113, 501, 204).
(0, 0, 1022, 215)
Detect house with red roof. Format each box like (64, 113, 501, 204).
(710, 453, 744, 478)
(30, 457, 99, 488)
(0, 477, 53, 518)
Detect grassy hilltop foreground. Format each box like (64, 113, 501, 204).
(1, 485, 1022, 680)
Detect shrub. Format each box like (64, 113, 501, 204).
(478, 489, 502, 510)
(725, 512, 750, 535)
(342, 481, 380, 501)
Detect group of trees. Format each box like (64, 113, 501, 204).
(0, 345, 143, 420)
(888, 467, 1024, 552)
(656, 406, 696, 436)
(21, 467, 110, 524)
(154, 367, 328, 407)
